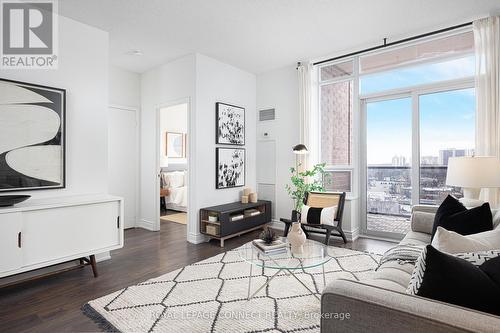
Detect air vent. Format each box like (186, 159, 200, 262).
(259, 108, 275, 121)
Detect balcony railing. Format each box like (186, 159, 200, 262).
(367, 164, 460, 217)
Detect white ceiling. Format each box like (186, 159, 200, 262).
(58, 0, 500, 74)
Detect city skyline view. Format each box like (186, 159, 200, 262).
(364, 60, 475, 235)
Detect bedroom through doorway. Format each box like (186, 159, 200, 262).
(158, 102, 189, 232)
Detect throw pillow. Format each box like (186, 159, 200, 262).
(406, 245, 500, 316)
(300, 204, 337, 226)
(431, 195, 492, 239)
(431, 226, 500, 253)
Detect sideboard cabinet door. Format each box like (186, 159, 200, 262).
(22, 202, 120, 266)
(0, 213, 23, 274)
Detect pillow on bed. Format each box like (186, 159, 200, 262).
(165, 171, 184, 189)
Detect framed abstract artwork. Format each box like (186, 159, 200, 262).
(0, 78, 66, 192)
(216, 147, 245, 189)
(216, 102, 245, 145)
(166, 132, 185, 158)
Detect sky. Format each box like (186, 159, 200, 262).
(363, 56, 475, 165)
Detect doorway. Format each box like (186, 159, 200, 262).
(157, 102, 189, 232)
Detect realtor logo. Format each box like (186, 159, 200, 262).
(1, 0, 58, 68)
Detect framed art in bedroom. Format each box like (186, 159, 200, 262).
(166, 132, 186, 158)
(216, 102, 245, 145)
(216, 147, 245, 189)
(0, 78, 66, 192)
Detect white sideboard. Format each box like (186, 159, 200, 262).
(0, 194, 124, 279)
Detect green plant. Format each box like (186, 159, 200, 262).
(285, 163, 330, 211)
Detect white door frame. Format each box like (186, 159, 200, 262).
(154, 98, 193, 241)
(109, 104, 140, 228)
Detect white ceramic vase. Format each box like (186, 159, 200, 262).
(287, 222, 306, 253)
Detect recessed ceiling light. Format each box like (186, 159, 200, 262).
(127, 49, 143, 56)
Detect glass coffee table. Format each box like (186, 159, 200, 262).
(237, 238, 332, 300)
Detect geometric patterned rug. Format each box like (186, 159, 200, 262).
(83, 246, 381, 333)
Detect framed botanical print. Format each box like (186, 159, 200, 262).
(216, 102, 245, 145)
(216, 147, 245, 189)
(166, 132, 185, 158)
(0, 78, 66, 192)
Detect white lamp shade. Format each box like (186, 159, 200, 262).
(446, 156, 500, 188)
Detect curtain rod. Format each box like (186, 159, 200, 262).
(312, 21, 473, 66)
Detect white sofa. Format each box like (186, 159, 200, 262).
(321, 205, 500, 332)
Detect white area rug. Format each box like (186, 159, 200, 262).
(83, 246, 381, 333)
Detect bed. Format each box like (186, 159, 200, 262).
(161, 168, 187, 212)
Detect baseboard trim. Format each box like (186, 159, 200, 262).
(137, 219, 155, 231)
(344, 228, 360, 242)
(358, 234, 400, 243)
(187, 232, 207, 244)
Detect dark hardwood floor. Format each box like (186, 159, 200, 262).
(0, 222, 393, 333)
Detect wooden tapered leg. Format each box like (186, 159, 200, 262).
(89, 255, 98, 278)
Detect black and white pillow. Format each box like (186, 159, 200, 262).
(300, 204, 337, 226)
(408, 247, 500, 294)
(406, 245, 500, 316)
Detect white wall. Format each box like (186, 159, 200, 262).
(140, 53, 256, 243)
(140, 54, 196, 231)
(0, 16, 109, 198)
(109, 66, 141, 109)
(256, 64, 360, 240)
(193, 54, 256, 241)
(160, 104, 188, 167)
(256, 65, 299, 221)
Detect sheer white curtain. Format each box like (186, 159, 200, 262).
(474, 16, 500, 207)
(297, 62, 313, 170)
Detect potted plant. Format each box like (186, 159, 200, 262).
(285, 163, 329, 220)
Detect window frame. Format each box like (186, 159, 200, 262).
(314, 26, 475, 237)
(317, 57, 359, 196)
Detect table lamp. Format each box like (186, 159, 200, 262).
(446, 156, 500, 207)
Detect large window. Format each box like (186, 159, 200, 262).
(419, 88, 475, 205)
(319, 60, 354, 192)
(316, 29, 475, 238)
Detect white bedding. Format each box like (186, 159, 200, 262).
(166, 186, 187, 207)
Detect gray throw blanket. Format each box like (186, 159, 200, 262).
(376, 244, 425, 270)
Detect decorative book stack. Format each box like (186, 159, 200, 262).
(252, 239, 287, 254)
(244, 209, 261, 217)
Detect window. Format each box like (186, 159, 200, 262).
(360, 31, 474, 95)
(360, 56, 475, 95)
(318, 60, 354, 192)
(320, 60, 354, 81)
(419, 88, 475, 205)
(320, 81, 353, 165)
(315, 29, 475, 238)
(324, 170, 352, 192)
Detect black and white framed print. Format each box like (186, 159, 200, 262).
(216, 147, 245, 189)
(0, 78, 66, 192)
(216, 102, 245, 145)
